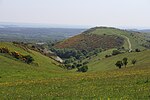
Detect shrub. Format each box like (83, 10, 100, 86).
(135, 49, 141, 52)
(77, 65, 88, 72)
(83, 61, 89, 65)
(76, 63, 82, 68)
(123, 57, 128, 67)
(64, 59, 73, 64)
(115, 61, 123, 69)
(65, 64, 72, 70)
(132, 59, 137, 65)
(23, 55, 34, 64)
(0, 47, 9, 53)
(11, 51, 21, 59)
(112, 50, 121, 55)
(105, 55, 111, 58)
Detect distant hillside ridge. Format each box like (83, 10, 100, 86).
(54, 27, 150, 51)
(54, 33, 124, 51)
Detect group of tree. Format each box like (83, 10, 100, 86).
(0, 47, 34, 64)
(64, 61, 89, 72)
(115, 57, 137, 69)
(51, 48, 101, 72)
(51, 48, 102, 61)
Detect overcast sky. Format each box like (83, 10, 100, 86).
(0, 0, 150, 28)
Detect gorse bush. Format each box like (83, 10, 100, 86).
(23, 55, 34, 64)
(0, 47, 34, 64)
(11, 51, 21, 59)
(0, 47, 9, 53)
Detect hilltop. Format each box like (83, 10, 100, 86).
(54, 27, 149, 51)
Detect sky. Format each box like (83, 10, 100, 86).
(0, 0, 150, 29)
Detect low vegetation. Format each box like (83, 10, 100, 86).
(0, 47, 34, 64)
(54, 34, 124, 51)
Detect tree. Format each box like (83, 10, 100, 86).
(65, 64, 72, 70)
(105, 55, 111, 58)
(123, 57, 128, 67)
(83, 61, 89, 65)
(132, 59, 137, 65)
(76, 63, 82, 68)
(135, 49, 141, 52)
(77, 65, 88, 72)
(115, 61, 123, 69)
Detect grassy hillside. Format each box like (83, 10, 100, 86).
(0, 42, 66, 82)
(87, 50, 150, 71)
(55, 34, 124, 51)
(0, 38, 150, 99)
(55, 27, 148, 51)
(0, 49, 149, 99)
(83, 27, 148, 50)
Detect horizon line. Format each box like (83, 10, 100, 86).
(0, 21, 150, 30)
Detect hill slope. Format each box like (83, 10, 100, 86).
(0, 42, 65, 82)
(87, 50, 150, 71)
(55, 34, 124, 51)
(0, 42, 150, 99)
(55, 27, 149, 51)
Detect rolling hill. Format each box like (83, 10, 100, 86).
(0, 27, 150, 99)
(0, 42, 66, 82)
(0, 42, 149, 99)
(0, 27, 85, 42)
(55, 27, 150, 51)
(55, 33, 124, 51)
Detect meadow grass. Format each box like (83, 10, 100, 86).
(0, 42, 150, 99)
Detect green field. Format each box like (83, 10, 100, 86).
(0, 42, 150, 99)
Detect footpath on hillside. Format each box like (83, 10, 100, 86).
(121, 35, 132, 52)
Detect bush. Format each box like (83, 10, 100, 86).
(0, 47, 9, 53)
(123, 57, 128, 67)
(65, 64, 72, 70)
(132, 59, 137, 65)
(77, 65, 88, 72)
(23, 55, 34, 64)
(105, 55, 111, 58)
(76, 63, 82, 68)
(11, 51, 21, 59)
(112, 50, 121, 55)
(83, 61, 89, 65)
(115, 61, 123, 69)
(135, 49, 141, 52)
(0, 47, 34, 64)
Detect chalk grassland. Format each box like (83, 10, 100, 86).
(0, 42, 150, 99)
(0, 42, 66, 82)
(0, 61, 150, 99)
(85, 27, 148, 50)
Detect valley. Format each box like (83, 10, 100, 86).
(0, 27, 150, 99)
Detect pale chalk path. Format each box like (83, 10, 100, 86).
(120, 35, 132, 52)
